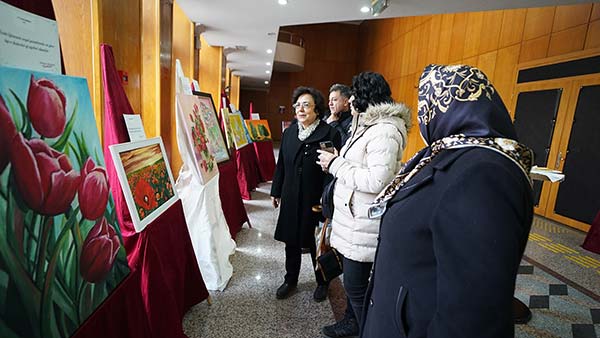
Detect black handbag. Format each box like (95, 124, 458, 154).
(321, 177, 336, 219)
(315, 218, 343, 282)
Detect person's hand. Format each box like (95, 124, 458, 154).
(271, 196, 280, 208)
(317, 149, 338, 172)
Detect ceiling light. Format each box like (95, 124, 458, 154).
(266, 62, 271, 66)
(265, 81, 269, 84)
(278, 0, 288, 5)
(360, 6, 370, 13)
(266, 70, 271, 74)
(266, 49, 273, 54)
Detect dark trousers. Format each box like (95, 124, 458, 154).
(341, 255, 373, 328)
(284, 241, 327, 286)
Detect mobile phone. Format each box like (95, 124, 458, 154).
(320, 141, 335, 153)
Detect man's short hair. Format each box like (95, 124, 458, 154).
(329, 83, 352, 99)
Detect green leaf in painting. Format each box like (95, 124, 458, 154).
(50, 100, 78, 151)
(9, 89, 31, 139)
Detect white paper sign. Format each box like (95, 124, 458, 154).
(123, 114, 147, 141)
(250, 113, 261, 120)
(0, 2, 62, 73)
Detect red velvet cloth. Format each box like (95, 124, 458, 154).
(253, 140, 276, 182)
(100, 44, 208, 338)
(235, 145, 260, 200)
(582, 210, 600, 254)
(218, 159, 249, 239)
(72, 269, 151, 338)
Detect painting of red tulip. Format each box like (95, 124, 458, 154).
(0, 65, 129, 338)
(109, 137, 178, 232)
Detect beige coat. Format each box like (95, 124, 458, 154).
(329, 103, 410, 262)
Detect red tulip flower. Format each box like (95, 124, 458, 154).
(0, 95, 18, 173)
(78, 157, 109, 220)
(10, 134, 80, 216)
(80, 217, 120, 283)
(27, 75, 67, 138)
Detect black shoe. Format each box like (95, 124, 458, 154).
(513, 297, 532, 324)
(276, 282, 296, 299)
(313, 284, 328, 302)
(322, 317, 359, 337)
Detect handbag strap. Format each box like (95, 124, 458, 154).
(317, 218, 330, 257)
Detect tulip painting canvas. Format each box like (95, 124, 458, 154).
(109, 137, 178, 232)
(0, 65, 130, 338)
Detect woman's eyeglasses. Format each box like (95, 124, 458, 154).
(292, 102, 314, 110)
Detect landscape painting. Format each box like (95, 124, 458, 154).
(109, 137, 178, 232)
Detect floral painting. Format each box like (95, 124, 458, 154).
(191, 91, 230, 163)
(0, 65, 129, 338)
(176, 94, 218, 184)
(109, 137, 179, 232)
(227, 113, 250, 149)
(245, 119, 272, 142)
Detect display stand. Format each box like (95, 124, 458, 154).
(253, 140, 276, 182)
(218, 159, 250, 238)
(235, 145, 261, 200)
(101, 44, 208, 337)
(582, 211, 600, 254)
(72, 269, 151, 338)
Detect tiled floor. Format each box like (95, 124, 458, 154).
(183, 180, 600, 338)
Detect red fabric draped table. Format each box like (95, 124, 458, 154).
(218, 159, 250, 239)
(72, 200, 207, 338)
(235, 145, 261, 200)
(582, 210, 600, 254)
(253, 140, 276, 182)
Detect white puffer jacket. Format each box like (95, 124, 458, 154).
(329, 103, 410, 262)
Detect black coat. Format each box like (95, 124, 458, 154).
(361, 148, 533, 338)
(271, 122, 341, 247)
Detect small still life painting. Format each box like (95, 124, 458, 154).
(176, 94, 219, 183)
(245, 119, 272, 141)
(0, 65, 129, 338)
(109, 137, 179, 232)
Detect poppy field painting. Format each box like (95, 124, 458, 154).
(109, 137, 178, 232)
(0, 65, 129, 338)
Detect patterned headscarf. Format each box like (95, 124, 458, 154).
(369, 64, 533, 218)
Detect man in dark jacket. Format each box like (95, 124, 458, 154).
(323, 83, 353, 145)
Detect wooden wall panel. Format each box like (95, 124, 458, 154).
(230, 74, 240, 109)
(523, 7, 555, 40)
(198, 35, 223, 110)
(355, 3, 597, 162)
(585, 20, 600, 49)
(141, 0, 160, 138)
(158, 0, 173, 174)
(52, 0, 102, 140)
(548, 24, 588, 56)
(101, 0, 141, 116)
(499, 9, 527, 48)
(552, 4, 593, 32)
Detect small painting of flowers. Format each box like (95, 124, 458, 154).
(109, 137, 179, 232)
(176, 94, 219, 184)
(0, 65, 130, 338)
(191, 91, 230, 164)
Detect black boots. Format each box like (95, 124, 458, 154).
(322, 316, 359, 337)
(276, 282, 297, 299)
(313, 284, 328, 302)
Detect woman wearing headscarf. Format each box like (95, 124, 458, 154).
(317, 72, 410, 337)
(361, 64, 534, 338)
(271, 86, 341, 302)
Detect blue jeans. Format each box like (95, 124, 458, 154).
(341, 255, 373, 328)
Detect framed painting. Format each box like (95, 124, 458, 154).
(220, 106, 235, 150)
(245, 119, 272, 142)
(175, 94, 219, 183)
(227, 113, 250, 149)
(0, 65, 129, 338)
(190, 91, 230, 163)
(109, 137, 179, 232)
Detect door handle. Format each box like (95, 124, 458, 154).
(554, 151, 563, 170)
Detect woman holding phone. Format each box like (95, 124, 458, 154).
(271, 86, 341, 302)
(317, 72, 410, 337)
